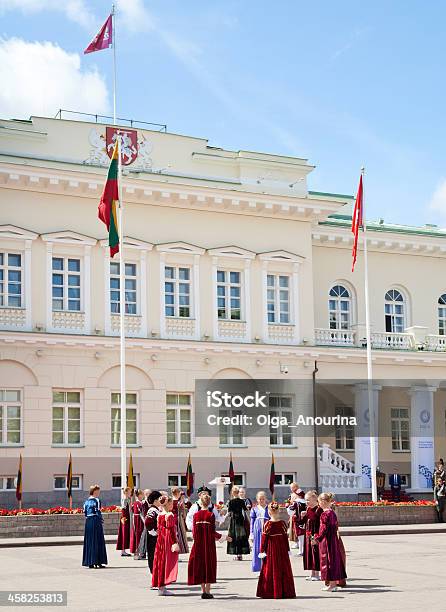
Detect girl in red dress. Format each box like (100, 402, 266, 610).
(130, 489, 145, 556)
(256, 501, 296, 599)
(313, 492, 347, 592)
(152, 496, 179, 596)
(188, 492, 231, 600)
(299, 490, 323, 581)
(116, 486, 132, 557)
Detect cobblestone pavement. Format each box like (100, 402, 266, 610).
(1, 533, 446, 611)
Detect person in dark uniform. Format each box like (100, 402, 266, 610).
(82, 484, 108, 569)
(389, 468, 402, 501)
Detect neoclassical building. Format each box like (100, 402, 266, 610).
(0, 115, 445, 505)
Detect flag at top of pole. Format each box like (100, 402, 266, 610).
(84, 14, 113, 54)
(98, 139, 120, 257)
(351, 174, 364, 272)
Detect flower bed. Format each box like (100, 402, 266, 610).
(0, 505, 120, 517)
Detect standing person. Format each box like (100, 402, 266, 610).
(137, 489, 152, 560)
(188, 491, 231, 600)
(227, 486, 250, 561)
(299, 490, 322, 581)
(313, 492, 347, 592)
(250, 491, 270, 572)
(145, 490, 163, 576)
(287, 488, 306, 554)
(171, 487, 189, 555)
(82, 485, 108, 569)
(256, 501, 296, 599)
(116, 486, 132, 557)
(130, 489, 145, 558)
(434, 476, 446, 522)
(186, 486, 227, 530)
(152, 496, 180, 596)
(389, 468, 402, 501)
(239, 487, 253, 512)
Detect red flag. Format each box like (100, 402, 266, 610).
(351, 174, 363, 272)
(84, 14, 113, 54)
(269, 453, 275, 499)
(15, 455, 22, 503)
(186, 454, 194, 497)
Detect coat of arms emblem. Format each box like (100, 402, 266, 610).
(106, 126, 138, 166)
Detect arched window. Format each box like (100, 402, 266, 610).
(385, 289, 405, 333)
(329, 285, 351, 330)
(438, 294, 446, 335)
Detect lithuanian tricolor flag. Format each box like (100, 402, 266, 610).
(186, 453, 194, 497)
(98, 138, 120, 257)
(15, 454, 22, 503)
(269, 453, 275, 499)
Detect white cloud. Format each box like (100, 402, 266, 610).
(428, 179, 446, 217)
(0, 38, 109, 119)
(0, 0, 95, 29)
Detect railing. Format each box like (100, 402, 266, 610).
(320, 473, 362, 491)
(425, 334, 446, 351)
(314, 328, 355, 346)
(318, 443, 355, 474)
(54, 109, 167, 132)
(371, 331, 413, 350)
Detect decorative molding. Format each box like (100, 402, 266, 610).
(41, 231, 96, 247)
(156, 241, 205, 255)
(208, 245, 256, 260)
(0, 225, 38, 242)
(258, 250, 305, 264)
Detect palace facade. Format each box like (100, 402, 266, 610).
(0, 115, 445, 505)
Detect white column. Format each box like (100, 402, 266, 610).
(159, 253, 166, 338)
(83, 246, 91, 335)
(292, 262, 300, 343)
(45, 242, 53, 332)
(139, 249, 148, 337)
(103, 250, 111, 336)
(212, 256, 218, 341)
(261, 262, 268, 343)
(193, 254, 200, 341)
(24, 239, 32, 331)
(408, 386, 436, 491)
(244, 259, 251, 343)
(354, 383, 381, 491)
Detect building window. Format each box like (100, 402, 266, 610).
(168, 474, 188, 488)
(164, 266, 191, 318)
(391, 407, 410, 451)
(53, 474, 82, 490)
(221, 473, 245, 486)
(385, 289, 405, 333)
(269, 395, 293, 446)
(166, 393, 192, 446)
(219, 409, 244, 446)
(274, 473, 296, 486)
(217, 270, 241, 320)
(267, 274, 290, 323)
(111, 393, 138, 446)
(0, 252, 22, 308)
(438, 294, 446, 335)
(110, 261, 137, 314)
(0, 389, 21, 445)
(112, 473, 140, 489)
(52, 391, 81, 445)
(329, 285, 351, 330)
(0, 476, 17, 491)
(52, 257, 81, 311)
(335, 406, 355, 451)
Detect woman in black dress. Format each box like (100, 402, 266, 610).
(227, 486, 250, 560)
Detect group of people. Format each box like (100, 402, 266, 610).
(82, 481, 348, 599)
(434, 458, 446, 522)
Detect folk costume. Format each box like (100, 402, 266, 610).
(137, 497, 150, 559)
(256, 520, 296, 599)
(151, 512, 179, 589)
(186, 499, 224, 530)
(314, 509, 347, 583)
(188, 509, 222, 585)
(82, 496, 108, 568)
(130, 499, 144, 554)
(299, 505, 323, 572)
(287, 496, 306, 554)
(227, 497, 250, 557)
(145, 504, 161, 573)
(116, 497, 131, 554)
(250, 504, 270, 572)
(172, 498, 189, 554)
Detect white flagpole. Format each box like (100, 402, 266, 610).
(112, 2, 127, 503)
(361, 167, 378, 502)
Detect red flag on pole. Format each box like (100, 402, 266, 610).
(186, 454, 194, 497)
(351, 174, 363, 272)
(84, 14, 113, 54)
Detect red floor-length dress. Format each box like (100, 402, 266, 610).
(300, 505, 323, 571)
(151, 513, 179, 588)
(116, 498, 131, 550)
(315, 509, 347, 582)
(188, 509, 222, 585)
(130, 499, 144, 554)
(256, 520, 296, 599)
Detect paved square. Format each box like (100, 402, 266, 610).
(2, 534, 446, 611)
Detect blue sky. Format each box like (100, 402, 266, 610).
(2, 0, 446, 227)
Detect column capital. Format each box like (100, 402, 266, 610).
(408, 385, 438, 396)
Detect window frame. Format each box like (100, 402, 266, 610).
(221, 472, 246, 486)
(110, 392, 139, 447)
(51, 390, 82, 447)
(51, 256, 82, 312)
(274, 473, 296, 486)
(216, 269, 243, 321)
(438, 294, 446, 335)
(166, 393, 193, 447)
(0, 251, 23, 309)
(391, 407, 410, 452)
(112, 473, 140, 489)
(267, 273, 291, 324)
(167, 474, 188, 488)
(0, 389, 22, 446)
(164, 265, 193, 319)
(334, 405, 355, 451)
(268, 395, 294, 447)
(329, 284, 352, 330)
(385, 289, 406, 333)
(218, 408, 246, 447)
(53, 474, 83, 491)
(109, 260, 138, 315)
(0, 475, 17, 491)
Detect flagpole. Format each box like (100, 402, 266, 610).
(361, 167, 378, 502)
(112, 3, 117, 125)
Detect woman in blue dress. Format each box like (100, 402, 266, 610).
(250, 490, 270, 572)
(82, 484, 108, 569)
